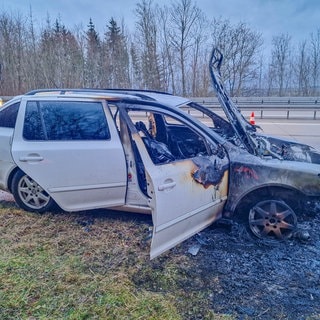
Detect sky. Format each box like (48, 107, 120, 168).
(0, 0, 319, 50)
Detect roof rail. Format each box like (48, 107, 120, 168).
(26, 88, 111, 95)
(25, 88, 174, 102)
(102, 88, 172, 95)
(26, 88, 172, 96)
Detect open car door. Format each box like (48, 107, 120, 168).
(121, 108, 229, 259)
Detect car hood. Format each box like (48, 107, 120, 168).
(209, 48, 320, 164)
(209, 48, 258, 155)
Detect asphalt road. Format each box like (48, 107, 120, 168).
(255, 118, 320, 151)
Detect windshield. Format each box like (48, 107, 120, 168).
(179, 101, 243, 147)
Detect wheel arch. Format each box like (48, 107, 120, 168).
(234, 184, 305, 219)
(7, 166, 21, 193)
(9, 168, 58, 213)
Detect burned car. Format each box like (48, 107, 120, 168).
(0, 48, 319, 258)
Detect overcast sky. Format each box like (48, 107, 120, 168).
(0, 0, 319, 49)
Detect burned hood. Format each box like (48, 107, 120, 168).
(209, 48, 320, 164)
(255, 133, 320, 164)
(209, 48, 257, 155)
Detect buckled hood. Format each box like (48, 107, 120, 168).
(209, 48, 320, 164)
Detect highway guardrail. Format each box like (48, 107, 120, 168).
(191, 97, 320, 120)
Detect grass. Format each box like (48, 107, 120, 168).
(0, 201, 233, 320)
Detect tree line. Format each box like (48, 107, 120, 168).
(0, 0, 320, 97)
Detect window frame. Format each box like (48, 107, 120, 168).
(124, 106, 215, 165)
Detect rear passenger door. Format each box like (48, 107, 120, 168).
(12, 97, 127, 211)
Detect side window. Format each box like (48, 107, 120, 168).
(23, 101, 46, 140)
(127, 110, 210, 165)
(0, 102, 20, 128)
(23, 101, 110, 141)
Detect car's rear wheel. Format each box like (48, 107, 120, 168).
(248, 199, 297, 239)
(11, 170, 55, 213)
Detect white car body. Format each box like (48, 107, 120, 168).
(0, 92, 229, 259)
(1, 49, 319, 258)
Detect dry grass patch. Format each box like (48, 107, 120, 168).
(0, 202, 232, 319)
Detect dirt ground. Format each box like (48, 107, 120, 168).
(1, 190, 320, 319)
(181, 214, 320, 319)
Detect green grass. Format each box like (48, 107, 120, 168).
(0, 202, 232, 320)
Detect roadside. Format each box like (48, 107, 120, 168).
(1, 196, 320, 319)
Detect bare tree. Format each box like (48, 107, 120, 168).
(211, 19, 263, 96)
(269, 33, 292, 96)
(135, 0, 162, 90)
(0, 12, 29, 94)
(190, 12, 209, 96)
(130, 42, 142, 88)
(294, 41, 311, 96)
(167, 0, 204, 96)
(157, 5, 176, 93)
(310, 29, 320, 95)
(2, 6, 320, 98)
(24, 7, 40, 90)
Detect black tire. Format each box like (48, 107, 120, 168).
(248, 199, 297, 239)
(11, 170, 55, 213)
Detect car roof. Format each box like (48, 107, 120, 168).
(24, 88, 191, 108)
(25, 89, 140, 101)
(99, 89, 191, 107)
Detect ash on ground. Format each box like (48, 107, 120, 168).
(182, 216, 320, 319)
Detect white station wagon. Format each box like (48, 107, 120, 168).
(0, 49, 319, 258)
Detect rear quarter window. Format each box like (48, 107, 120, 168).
(0, 102, 20, 128)
(23, 101, 110, 141)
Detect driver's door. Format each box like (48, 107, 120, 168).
(124, 108, 229, 259)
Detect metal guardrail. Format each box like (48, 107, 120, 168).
(191, 97, 320, 120)
(1, 95, 320, 119)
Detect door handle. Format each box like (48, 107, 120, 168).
(158, 181, 176, 191)
(19, 155, 44, 162)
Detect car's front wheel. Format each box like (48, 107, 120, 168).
(248, 199, 297, 239)
(11, 170, 55, 213)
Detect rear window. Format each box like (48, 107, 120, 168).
(0, 102, 20, 128)
(23, 101, 110, 141)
